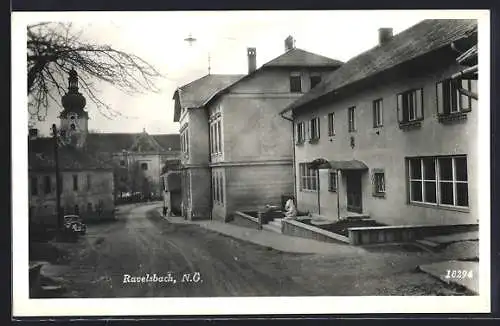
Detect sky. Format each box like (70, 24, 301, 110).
(23, 11, 458, 136)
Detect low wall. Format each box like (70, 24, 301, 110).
(230, 211, 261, 230)
(282, 219, 478, 246)
(282, 219, 350, 244)
(348, 223, 479, 245)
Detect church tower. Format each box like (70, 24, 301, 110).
(59, 69, 89, 148)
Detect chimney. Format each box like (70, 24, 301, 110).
(378, 28, 393, 45)
(285, 36, 295, 51)
(28, 128, 38, 140)
(247, 47, 257, 74)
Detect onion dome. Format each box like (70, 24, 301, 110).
(61, 68, 87, 117)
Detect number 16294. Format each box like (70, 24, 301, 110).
(444, 270, 474, 279)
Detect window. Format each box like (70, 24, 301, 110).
(141, 162, 148, 170)
(348, 106, 356, 132)
(180, 127, 189, 156)
(210, 114, 223, 156)
(327, 112, 335, 136)
(219, 172, 224, 205)
(296, 122, 305, 144)
(407, 156, 468, 208)
(397, 88, 423, 125)
(74, 204, 79, 215)
(87, 202, 93, 212)
(216, 120, 221, 153)
(31, 176, 38, 196)
(299, 163, 318, 191)
(373, 99, 383, 127)
(87, 174, 91, 191)
(212, 174, 217, 203)
(119, 160, 126, 166)
(373, 170, 386, 196)
(309, 117, 320, 141)
(310, 74, 322, 89)
(44, 175, 51, 194)
(328, 171, 337, 192)
(290, 72, 302, 93)
(212, 171, 224, 205)
(436, 78, 477, 116)
(73, 174, 79, 191)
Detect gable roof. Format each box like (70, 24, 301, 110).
(29, 138, 114, 171)
(263, 48, 344, 68)
(173, 74, 244, 121)
(85, 133, 180, 153)
(283, 19, 478, 113)
(201, 47, 343, 109)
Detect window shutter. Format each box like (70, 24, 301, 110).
(436, 82, 444, 115)
(372, 102, 376, 128)
(316, 117, 320, 139)
(460, 79, 470, 111)
(471, 79, 478, 95)
(470, 79, 478, 108)
(304, 121, 311, 140)
(397, 94, 404, 123)
(415, 89, 423, 119)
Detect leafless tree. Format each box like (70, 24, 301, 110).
(27, 22, 163, 121)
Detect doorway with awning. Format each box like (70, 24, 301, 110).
(308, 158, 369, 219)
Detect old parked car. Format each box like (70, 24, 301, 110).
(63, 215, 86, 235)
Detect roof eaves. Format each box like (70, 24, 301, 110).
(284, 20, 478, 115)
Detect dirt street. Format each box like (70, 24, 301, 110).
(42, 203, 470, 297)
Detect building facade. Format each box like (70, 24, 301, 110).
(29, 69, 181, 224)
(174, 74, 244, 219)
(28, 144, 115, 224)
(283, 20, 478, 227)
(173, 37, 343, 221)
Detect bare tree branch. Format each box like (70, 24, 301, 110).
(27, 22, 163, 121)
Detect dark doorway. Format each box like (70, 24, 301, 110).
(345, 171, 363, 213)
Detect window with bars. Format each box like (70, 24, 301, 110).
(296, 122, 305, 144)
(328, 171, 337, 192)
(397, 88, 424, 125)
(373, 99, 383, 128)
(309, 117, 320, 141)
(407, 156, 468, 208)
(373, 169, 386, 196)
(436, 78, 477, 116)
(328, 112, 335, 136)
(299, 163, 318, 191)
(348, 106, 356, 132)
(290, 72, 302, 93)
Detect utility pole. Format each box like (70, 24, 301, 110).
(52, 124, 63, 233)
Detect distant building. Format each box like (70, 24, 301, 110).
(281, 20, 478, 226)
(173, 37, 343, 220)
(29, 69, 181, 222)
(28, 139, 115, 224)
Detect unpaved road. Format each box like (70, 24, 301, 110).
(44, 203, 469, 297)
